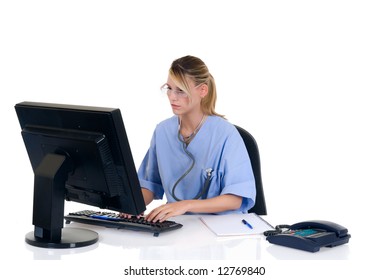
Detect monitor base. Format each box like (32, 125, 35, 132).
(25, 227, 98, 249)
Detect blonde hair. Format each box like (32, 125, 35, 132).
(169, 55, 224, 118)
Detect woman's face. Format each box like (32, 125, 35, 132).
(165, 75, 206, 116)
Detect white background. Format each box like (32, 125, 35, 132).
(1, 0, 388, 279)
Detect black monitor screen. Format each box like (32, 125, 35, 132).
(15, 101, 146, 248)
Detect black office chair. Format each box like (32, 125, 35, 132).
(235, 125, 267, 215)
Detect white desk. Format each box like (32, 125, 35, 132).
(23, 214, 350, 261)
(4, 205, 383, 280)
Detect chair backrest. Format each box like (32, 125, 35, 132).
(235, 125, 267, 215)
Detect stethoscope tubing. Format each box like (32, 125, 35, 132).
(171, 129, 212, 201)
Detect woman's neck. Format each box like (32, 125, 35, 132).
(179, 112, 206, 140)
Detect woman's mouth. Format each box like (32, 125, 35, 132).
(171, 104, 180, 110)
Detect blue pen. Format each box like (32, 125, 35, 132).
(242, 219, 253, 229)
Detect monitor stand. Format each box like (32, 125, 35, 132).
(25, 153, 98, 249)
(25, 228, 98, 249)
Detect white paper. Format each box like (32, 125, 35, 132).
(200, 213, 274, 236)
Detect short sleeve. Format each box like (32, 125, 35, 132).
(137, 130, 165, 200)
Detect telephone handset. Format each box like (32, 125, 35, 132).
(264, 220, 351, 252)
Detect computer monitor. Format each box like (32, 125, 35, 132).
(15, 101, 146, 248)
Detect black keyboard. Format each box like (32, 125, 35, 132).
(64, 210, 183, 237)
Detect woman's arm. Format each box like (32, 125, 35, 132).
(141, 188, 155, 205)
(145, 194, 242, 222)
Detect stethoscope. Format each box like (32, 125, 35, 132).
(171, 121, 213, 201)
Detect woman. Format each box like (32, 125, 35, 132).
(139, 55, 256, 222)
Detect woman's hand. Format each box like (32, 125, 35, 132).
(145, 194, 242, 222)
(119, 212, 143, 219)
(145, 201, 191, 222)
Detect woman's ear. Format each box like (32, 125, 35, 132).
(200, 84, 209, 98)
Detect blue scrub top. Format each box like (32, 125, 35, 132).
(138, 115, 256, 214)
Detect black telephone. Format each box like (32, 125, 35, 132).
(264, 220, 351, 252)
